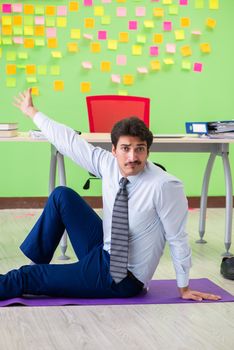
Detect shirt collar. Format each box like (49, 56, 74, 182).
(118, 163, 147, 185)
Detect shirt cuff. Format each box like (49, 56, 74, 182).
(176, 273, 189, 288)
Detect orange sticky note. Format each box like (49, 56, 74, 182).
(80, 82, 91, 93)
(100, 61, 111, 72)
(153, 34, 163, 44)
(119, 32, 129, 43)
(24, 38, 35, 48)
(84, 18, 95, 28)
(46, 6, 56, 16)
(90, 42, 101, 53)
(26, 65, 36, 75)
(2, 26, 12, 35)
(206, 18, 216, 29)
(31, 87, 39, 96)
(54, 81, 64, 91)
(67, 43, 78, 52)
(24, 5, 34, 15)
(200, 43, 211, 53)
(47, 38, 58, 48)
(69, 2, 79, 12)
(153, 8, 164, 17)
(13, 16, 22, 26)
(6, 64, 17, 75)
(35, 26, 45, 36)
(123, 75, 134, 85)
(150, 60, 161, 71)
(180, 17, 190, 27)
(180, 45, 192, 56)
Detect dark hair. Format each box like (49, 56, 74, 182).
(111, 116, 153, 150)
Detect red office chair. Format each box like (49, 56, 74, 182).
(83, 95, 165, 189)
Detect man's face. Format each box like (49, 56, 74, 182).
(112, 135, 149, 177)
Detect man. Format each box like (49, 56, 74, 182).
(0, 89, 220, 301)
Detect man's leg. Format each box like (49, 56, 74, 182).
(20, 186, 103, 263)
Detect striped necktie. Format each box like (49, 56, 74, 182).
(110, 177, 129, 283)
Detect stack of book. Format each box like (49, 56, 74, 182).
(185, 120, 234, 138)
(0, 123, 18, 137)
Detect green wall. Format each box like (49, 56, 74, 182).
(0, 0, 234, 198)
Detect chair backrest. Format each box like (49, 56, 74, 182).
(86, 95, 150, 132)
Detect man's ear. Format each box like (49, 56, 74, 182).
(112, 145, 117, 157)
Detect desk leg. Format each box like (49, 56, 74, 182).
(222, 152, 233, 256)
(57, 152, 69, 260)
(197, 153, 216, 244)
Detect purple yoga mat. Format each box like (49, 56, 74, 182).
(0, 278, 233, 307)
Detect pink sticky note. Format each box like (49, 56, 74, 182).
(111, 74, 121, 83)
(166, 43, 176, 53)
(192, 30, 202, 35)
(129, 21, 138, 30)
(98, 31, 107, 40)
(13, 37, 24, 44)
(46, 28, 57, 38)
(194, 62, 203, 72)
(84, 0, 93, 6)
(57, 6, 67, 16)
(180, 0, 188, 5)
(35, 16, 45, 25)
(83, 33, 93, 40)
(116, 55, 127, 66)
(102, 0, 111, 3)
(163, 21, 172, 31)
(150, 46, 159, 56)
(2, 4, 12, 13)
(12, 3, 22, 13)
(82, 61, 93, 69)
(136, 7, 146, 17)
(137, 67, 148, 74)
(117, 7, 127, 17)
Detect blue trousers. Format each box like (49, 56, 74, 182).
(0, 187, 143, 300)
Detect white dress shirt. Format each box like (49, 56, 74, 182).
(34, 112, 192, 288)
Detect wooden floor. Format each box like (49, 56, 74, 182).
(0, 208, 234, 350)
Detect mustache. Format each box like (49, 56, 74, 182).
(125, 161, 141, 166)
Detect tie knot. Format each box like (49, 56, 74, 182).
(119, 177, 128, 189)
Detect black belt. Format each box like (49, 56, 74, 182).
(127, 270, 144, 289)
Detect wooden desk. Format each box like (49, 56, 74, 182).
(1, 132, 233, 256)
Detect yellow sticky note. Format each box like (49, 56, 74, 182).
(35, 26, 45, 36)
(57, 18, 67, 27)
(18, 52, 28, 60)
(46, 18, 56, 27)
(137, 35, 146, 44)
(206, 18, 217, 29)
(67, 43, 78, 52)
(153, 34, 163, 44)
(182, 60, 191, 70)
(2, 26, 12, 35)
(0, 48, 2, 58)
(118, 90, 128, 96)
(100, 61, 111, 72)
(26, 65, 36, 75)
(180, 45, 192, 56)
(200, 43, 211, 53)
(6, 64, 17, 75)
(51, 51, 62, 58)
(123, 75, 134, 85)
(132, 45, 142, 56)
(94, 6, 104, 16)
(38, 65, 47, 75)
(6, 78, 16, 88)
(47, 38, 58, 48)
(26, 77, 37, 83)
(80, 82, 91, 93)
(174, 30, 185, 40)
(6, 51, 17, 61)
(13, 16, 22, 26)
(153, 8, 164, 17)
(70, 29, 80, 39)
(13, 27, 23, 35)
(35, 39, 45, 47)
(119, 32, 129, 43)
(2, 16, 12, 25)
(209, 0, 219, 9)
(150, 60, 161, 71)
(24, 17, 34, 26)
(24, 39, 34, 48)
(35, 5, 44, 15)
(54, 80, 64, 91)
(24, 5, 34, 15)
(116, 0, 126, 2)
(69, 2, 79, 12)
(101, 16, 111, 25)
(108, 40, 118, 50)
(2, 38, 13, 45)
(46, 6, 56, 16)
(144, 20, 154, 28)
(50, 65, 61, 75)
(31, 87, 39, 96)
(24, 26, 34, 36)
(84, 18, 95, 28)
(163, 58, 174, 65)
(163, 0, 172, 4)
(90, 42, 101, 53)
(180, 17, 190, 27)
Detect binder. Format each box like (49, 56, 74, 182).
(186, 121, 234, 135)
